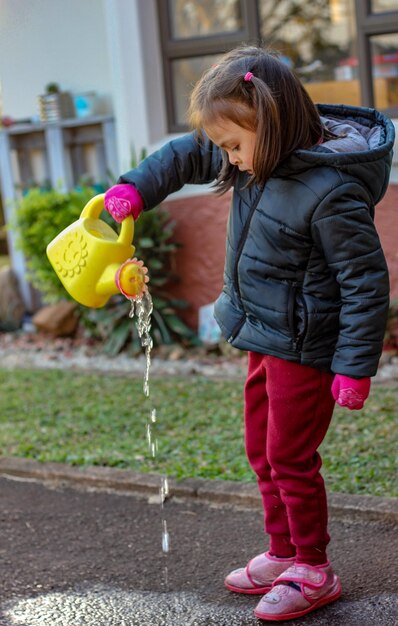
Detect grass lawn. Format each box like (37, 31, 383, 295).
(0, 368, 396, 497)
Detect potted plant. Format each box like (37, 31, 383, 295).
(38, 82, 75, 122)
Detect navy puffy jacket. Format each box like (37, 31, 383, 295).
(120, 104, 395, 377)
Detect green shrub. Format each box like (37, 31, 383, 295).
(13, 186, 96, 302)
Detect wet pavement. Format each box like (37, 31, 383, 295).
(0, 472, 397, 626)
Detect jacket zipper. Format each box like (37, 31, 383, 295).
(233, 189, 263, 298)
(288, 282, 298, 349)
(228, 190, 263, 344)
(227, 188, 263, 343)
(289, 285, 308, 351)
(227, 318, 245, 343)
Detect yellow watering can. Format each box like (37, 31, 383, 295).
(46, 193, 148, 308)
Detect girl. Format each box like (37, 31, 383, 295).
(104, 46, 394, 621)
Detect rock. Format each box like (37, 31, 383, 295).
(386, 305, 398, 349)
(0, 266, 25, 331)
(387, 316, 398, 348)
(379, 348, 398, 367)
(32, 301, 79, 337)
(168, 345, 186, 361)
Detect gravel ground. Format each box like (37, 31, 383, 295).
(0, 331, 248, 379)
(1, 330, 398, 383)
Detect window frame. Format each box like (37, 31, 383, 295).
(156, 0, 260, 133)
(157, 0, 398, 131)
(355, 0, 398, 114)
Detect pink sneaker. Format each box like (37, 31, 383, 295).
(254, 562, 341, 621)
(224, 551, 295, 595)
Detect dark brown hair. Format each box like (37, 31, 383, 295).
(189, 46, 328, 193)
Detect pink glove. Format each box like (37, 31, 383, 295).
(104, 183, 144, 223)
(331, 375, 371, 410)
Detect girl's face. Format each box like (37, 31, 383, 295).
(204, 118, 256, 175)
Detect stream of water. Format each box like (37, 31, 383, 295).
(129, 292, 170, 583)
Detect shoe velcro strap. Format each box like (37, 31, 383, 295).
(246, 559, 268, 587)
(273, 565, 326, 589)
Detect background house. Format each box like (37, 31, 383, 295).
(1, 0, 398, 329)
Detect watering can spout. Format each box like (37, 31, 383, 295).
(46, 194, 148, 308)
(96, 263, 122, 297)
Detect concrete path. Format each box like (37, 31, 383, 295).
(0, 462, 397, 626)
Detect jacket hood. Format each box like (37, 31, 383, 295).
(275, 104, 395, 204)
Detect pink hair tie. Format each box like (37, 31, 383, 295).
(244, 71, 254, 82)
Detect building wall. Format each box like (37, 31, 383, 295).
(375, 184, 398, 303)
(164, 193, 231, 329)
(0, 0, 113, 121)
(164, 184, 398, 331)
(0, 0, 167, 173)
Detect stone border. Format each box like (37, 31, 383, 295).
(0, 456, 397, 523)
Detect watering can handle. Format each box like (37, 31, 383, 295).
(80, 193, 134, 245)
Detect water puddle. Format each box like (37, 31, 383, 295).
(129, 291, 170, 583)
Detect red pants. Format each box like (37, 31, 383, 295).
(244, 352, 335, 565)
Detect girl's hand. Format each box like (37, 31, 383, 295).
(104, 184, 144, 223)
(331, 375, 371, 410)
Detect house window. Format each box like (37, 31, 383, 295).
(371, 0, 398, 13)
(258, 0, 359, 107)
(172, 54, 221, 125)
(168, 0, 244, 38)
(156, 0, 260, 132)
(157, 0, 398, 131)
(355, 0, 398, 112)
(370, 33, 398, 111)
